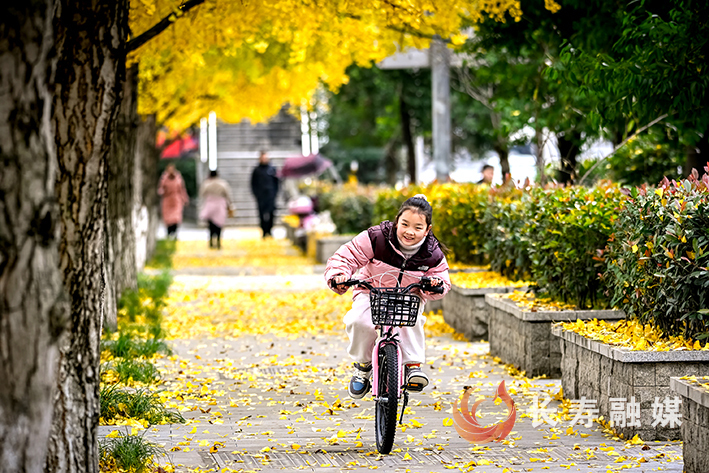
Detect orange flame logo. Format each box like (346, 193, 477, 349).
(452, 380, 516, 444)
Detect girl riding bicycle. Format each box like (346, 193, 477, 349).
(325, 194, 451, 399)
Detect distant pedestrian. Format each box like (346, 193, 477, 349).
(477, 164, 494, 185)
(250, 150, 279, 238)
(199, 170, 233, 249)
(158, 163, 189, 239)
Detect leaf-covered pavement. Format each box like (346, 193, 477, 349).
(101, 232, 684, 472)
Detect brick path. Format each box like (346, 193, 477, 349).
(101, 226, 684, 473)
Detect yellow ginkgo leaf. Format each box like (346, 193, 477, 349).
(450, 33, 467, 45)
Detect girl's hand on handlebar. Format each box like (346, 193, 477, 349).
(328, 274, 349, 294)
(420, 276, 445, 294)
(428, 277, 442, 286)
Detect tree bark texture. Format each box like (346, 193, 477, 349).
(105, 62, 139, 331)
(46, 1, 129, 472)
(139, 114, 160, 265)
(0, 3, 69, 471)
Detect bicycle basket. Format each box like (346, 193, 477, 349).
(369, 289, 420, 327)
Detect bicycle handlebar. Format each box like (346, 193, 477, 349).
(334, 276, 445, 295)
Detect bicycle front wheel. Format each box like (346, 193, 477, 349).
(375, 343, 399, 454)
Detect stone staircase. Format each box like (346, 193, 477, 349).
(208, 108, 302, 227)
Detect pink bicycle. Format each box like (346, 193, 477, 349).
(338, 276, 443, 453)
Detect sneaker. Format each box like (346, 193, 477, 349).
(348, 362, 372, 399)
(405, 364, 429, 392)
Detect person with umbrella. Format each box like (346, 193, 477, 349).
(250, 150, 279, 238)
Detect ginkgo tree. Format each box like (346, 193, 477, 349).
(128, 0, 525, 129)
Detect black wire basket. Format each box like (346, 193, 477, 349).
(369, 288, 420, 327)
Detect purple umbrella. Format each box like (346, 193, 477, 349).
(279, 154, 333, 178)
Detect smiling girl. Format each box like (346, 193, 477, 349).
(325, 194, 451, 399)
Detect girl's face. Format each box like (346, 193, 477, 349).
(396, 209, 430, 246)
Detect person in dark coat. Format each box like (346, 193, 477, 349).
(250, 150, 279, 238)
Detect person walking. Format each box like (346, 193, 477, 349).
(199, 170, 233, 249)
(158, 163, 189, 239)
(250, 150, 279, 238)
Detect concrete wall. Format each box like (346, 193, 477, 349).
(316, 235, 354, 264)
(555, 327, 709, 440)
(671, 377, 709, 473)
(486, 295, 624, 378)
(442, 285, 518, 341)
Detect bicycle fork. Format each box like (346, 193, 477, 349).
(370, 331, 410, 424)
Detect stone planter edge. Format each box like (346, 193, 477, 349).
(485, 294, 625, 322)
(552, 325, 709, 364)
(670, 377, 709, 408)
(450, 284, 521, 297)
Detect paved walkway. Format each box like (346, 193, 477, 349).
(101, 227, 684, 473)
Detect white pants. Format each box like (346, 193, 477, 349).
(344, 294, 426, 365)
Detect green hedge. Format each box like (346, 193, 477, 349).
(309, 173, 709, 338)
(523, 184, 625, 309)
(431, 184, 490, 265)
(605, 170, 709, 340)
(482, 187, 532, 281)
(318, 184, 378, 235)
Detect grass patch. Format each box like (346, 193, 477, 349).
(99, 241, 177, 471)
(109, 359, 161, 385)
(118, 271, 173, 328)
(146, 239, 176, 270)
(101, 333, 171, 359)
(100, 431, 165, 473)
(100, 385, 184, 425)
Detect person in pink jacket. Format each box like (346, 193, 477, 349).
(325, 194, 451, 399)
(158, 164, 189, 239)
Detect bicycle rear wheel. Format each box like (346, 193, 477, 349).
(375, 343, 399, 454)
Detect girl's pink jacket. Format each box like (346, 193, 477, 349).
(324, 226, 451, 303)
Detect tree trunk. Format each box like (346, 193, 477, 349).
(383, 135, 402, 186)
(139, 115, 160, 265)
(0, 3, 69, 471)
(105, 63, 139, 330)
(494, 142, 510, 181)
(489, 111, 510, 182)
(535, 125, 547, 185)
(46, 1, 129, 472)
(556, 130, 581, 185)
(399, 92, 416, 184)
(685, 125, 709, 177)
